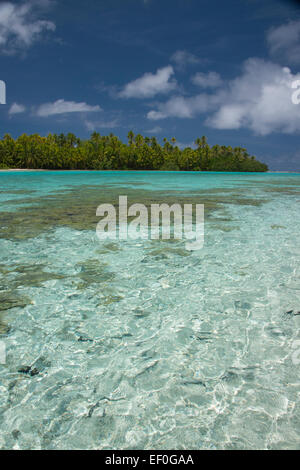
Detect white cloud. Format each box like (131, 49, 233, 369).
(170, 50, 201, 69)
(147, 58, 300, 135)
(85, 119, 119, 131)
(207, 58, 300, 135)
(36, 99, 101, 117)
(8, 102, 26, 115)
(267, 20, 300, 65)
(0, 1, 55, 54)
(147, 94, 217, 120)
(119, 66, 177, 99)
(191, 71, 222, 88)
(145, 126, 163, 134)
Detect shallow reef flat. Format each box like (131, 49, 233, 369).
(0, 183, 269, 240)
(0, 171, 299, 450)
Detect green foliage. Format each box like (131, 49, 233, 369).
(0, 132, 268, 172)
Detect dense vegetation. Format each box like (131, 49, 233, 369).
(0, 132, 268, 171)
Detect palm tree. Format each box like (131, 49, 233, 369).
(127, 130, 134, 146)
(201, 136, 207, 149)
(195, 138, 202, 149)
(134, 134, 144, 147)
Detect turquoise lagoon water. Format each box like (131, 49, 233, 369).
(0, 170, 300, 450)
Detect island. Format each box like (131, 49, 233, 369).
(0, 132, 268, 172)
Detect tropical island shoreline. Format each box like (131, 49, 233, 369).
(0, 132, 269, 172)
(1, 169, 298, 173)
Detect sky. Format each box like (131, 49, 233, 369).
(1, 0, 300, 170)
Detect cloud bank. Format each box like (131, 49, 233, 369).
(148, 58, 300, 135)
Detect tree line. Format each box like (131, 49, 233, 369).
(0, 132, 268, 171)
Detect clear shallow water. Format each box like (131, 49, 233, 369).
(0, 171, 300, 450)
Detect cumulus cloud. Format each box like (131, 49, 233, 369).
(119, 66, 177, 99)
(147, 58, 300, 135)
(207, 58, 300, 135)
(36, 99, 101, 117)
(267, 20, 300, 65)
(170, 50, 202, 69)
(0, 0, 55, 54)
(191, 71, 223, 88)
(147, 93, 218, 120)
(8, 102, 26, 115)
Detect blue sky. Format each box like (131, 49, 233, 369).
(1, 0, 300, 169)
